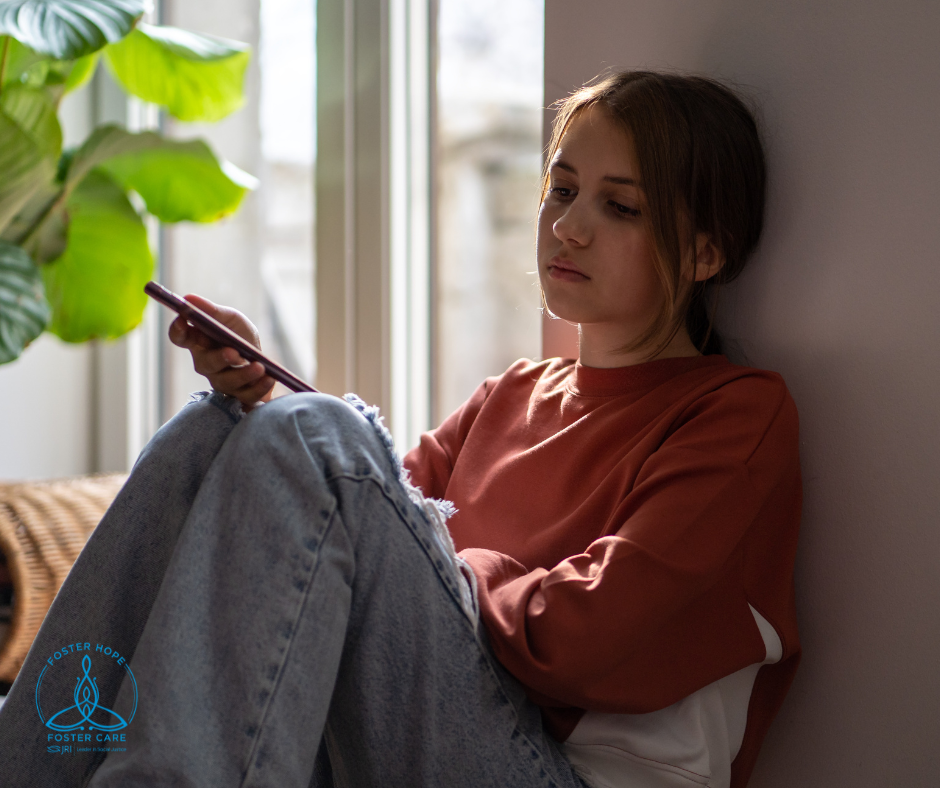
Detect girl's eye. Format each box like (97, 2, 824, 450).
(549, 186, 574, 199)
(609, 200, 641, 218)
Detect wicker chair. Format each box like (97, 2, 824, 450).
(0, 474, 127, 685)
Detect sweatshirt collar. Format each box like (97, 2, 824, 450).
(565, 354, 729, 398)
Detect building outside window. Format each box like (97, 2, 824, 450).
(434, 0, 545, 423)
(259, 0, 317, 386)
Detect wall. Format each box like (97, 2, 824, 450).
(0, 337, 92, 480)
(544, 1, 940, 784)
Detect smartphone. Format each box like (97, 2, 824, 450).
(144, 281, 317, 394)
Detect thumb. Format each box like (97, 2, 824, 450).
(183, 294, 237, 327)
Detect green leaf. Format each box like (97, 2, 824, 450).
(0, 104, 55, 235)
(42, 168, 152, 341)
(0, 85, 61, 239)
(0, 0, 145, 60)
(104, 23, 250, 122)
(2, 37, 100, 94)
(1, 36, 46, 85)
(1, 83, 62, 156)
(0, 178, 66, 262)
(64, 124, 256, 222)
(101, 138, 257, 223)
(62, 49, 97, 91)
(0, 240, 49, 363)
(63, 122, 142, 186)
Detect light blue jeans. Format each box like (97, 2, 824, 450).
(0, 392, 587, 788)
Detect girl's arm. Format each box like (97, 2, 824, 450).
(403, 374, 497, 498)
(460, 379, 801, 717)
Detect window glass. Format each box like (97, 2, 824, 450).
(435, 0, 544, 421)
(161, 0, 315, 416)
(259, 0, 317, 384)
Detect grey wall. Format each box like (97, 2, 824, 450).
(544, 1, 940, 784)
(0, 337, 92, 480)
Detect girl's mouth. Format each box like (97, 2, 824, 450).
(548, 258, 590, 281)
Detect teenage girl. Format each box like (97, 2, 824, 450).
(0, 71, 801, 788)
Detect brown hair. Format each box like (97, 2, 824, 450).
(542, 71, 767, 355)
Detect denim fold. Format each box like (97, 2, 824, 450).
(0, 392, 585, 788)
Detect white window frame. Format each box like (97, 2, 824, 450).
(316, 0, 434, 450)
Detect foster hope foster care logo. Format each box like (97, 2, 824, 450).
(36, 641, 137, 754)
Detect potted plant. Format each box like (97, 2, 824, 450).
(0, 0, 257, 364)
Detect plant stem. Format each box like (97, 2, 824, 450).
(0, 36, 10, 98)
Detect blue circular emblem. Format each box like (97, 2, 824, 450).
(36, 648, 138, 732)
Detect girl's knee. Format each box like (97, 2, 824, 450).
(251, 393, 366, 435)
(239, 393, 386, 469)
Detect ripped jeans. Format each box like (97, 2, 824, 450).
(0, 391, 587, 788)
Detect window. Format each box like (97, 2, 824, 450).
(0, 0, 546, 479)
(434, 0, 545, 423)
(259, 0, 317, 385)
(161, 0, 316, 418)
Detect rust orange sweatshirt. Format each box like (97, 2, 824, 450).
(403, 354, 801, 786)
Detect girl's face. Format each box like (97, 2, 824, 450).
(537, 106, 665, 347)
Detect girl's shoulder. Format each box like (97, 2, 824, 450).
(699, 356, 796, 415)
(666, 358, 800, 463)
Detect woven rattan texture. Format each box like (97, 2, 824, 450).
(0, 474, 127, 683)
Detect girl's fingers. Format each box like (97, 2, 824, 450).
(192, 347, 246, 377)
(170, 314, 247, 376)
(168, 316, 193, 348)
(165, 293, 270, 406)
(169, 317, 217, 351)
(206, 362, 268, 394)
(234, 375, 276, 406)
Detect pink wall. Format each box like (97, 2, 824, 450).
(544, 1, 940, 784)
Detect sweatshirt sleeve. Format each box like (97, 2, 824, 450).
(460, 375, 801, 716)
(402, 375, 495, 500)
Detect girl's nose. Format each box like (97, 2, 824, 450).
(553, 199, 591, 247)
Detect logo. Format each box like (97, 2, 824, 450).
(36, 642, 137, 753)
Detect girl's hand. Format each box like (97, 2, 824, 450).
(168, 294, 275, 410)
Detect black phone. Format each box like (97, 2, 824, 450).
(145, 281, 317, 394)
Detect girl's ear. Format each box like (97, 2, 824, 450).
(690, 233, 726, 282)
